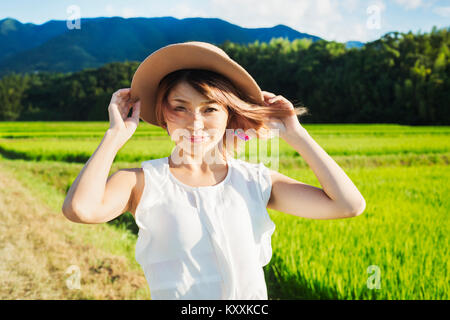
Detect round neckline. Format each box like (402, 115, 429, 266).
(165, 156, 233, 190)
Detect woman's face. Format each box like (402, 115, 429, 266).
(164, 81, 229, 159)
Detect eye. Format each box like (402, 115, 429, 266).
(174, 106, 217, 113)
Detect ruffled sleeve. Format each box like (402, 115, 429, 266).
(252, 162, 276, 267)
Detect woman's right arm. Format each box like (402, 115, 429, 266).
(62, 88, 141, 224)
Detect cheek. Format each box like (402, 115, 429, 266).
(208, 114, 228, 134)
(214, 112, 228, 128)
(165, 112, 184, 125)
(165, 117, 189, 135)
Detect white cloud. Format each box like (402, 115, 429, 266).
(169, 2, 209, 19)
(122, 7, 137, 18)
(393, 0, 423, 10)
(367, 0, 386, 13)
(433, 6, 450, 17)
(349, 22, 368, 41)
(105, 4, 114, 15)
(380, 0, 387, 12)
(210, 0, 312, 28)
(341, 0, 360, 13)
(206, 0, 386, 42)
(209, 0, 344, 39)
(160, 0, 389, 42)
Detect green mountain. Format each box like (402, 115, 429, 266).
(0, 16, 324, 76)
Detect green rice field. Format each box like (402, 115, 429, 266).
(1, 121, 448, 299)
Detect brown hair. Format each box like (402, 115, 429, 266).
(154, 68, 309, 159)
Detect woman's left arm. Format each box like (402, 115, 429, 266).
(262, 91, 366, 219)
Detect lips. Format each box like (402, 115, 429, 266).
(184, 135, 210, 142)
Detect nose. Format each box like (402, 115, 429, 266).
(187, 112, 205, 131)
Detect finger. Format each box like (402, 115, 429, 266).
(114, 100, 127, 117)
(119, 90, 132, 102)
(117, 94, 134, 111)
(115, 88, 131, 95)
(262, 92, 276, 105)
(268, 95, 283, 103)
(130, 101, 141, 120)
(262, 91, 276, 97)
(113, 89, 131, 103)
(111, 94, 129, 107)
(109, 101, 123, 120)
(125, 100, 135, 116)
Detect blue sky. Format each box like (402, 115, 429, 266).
(1, 0, 449, 42)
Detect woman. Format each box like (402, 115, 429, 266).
(62, 41, 366, 300)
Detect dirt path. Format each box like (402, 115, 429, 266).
(0, 163, 149, 299)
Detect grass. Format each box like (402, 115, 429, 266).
(0, 122, 448, 299)
(0, 159, 151, 299)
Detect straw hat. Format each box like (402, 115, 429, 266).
(130, 41, 264, 127)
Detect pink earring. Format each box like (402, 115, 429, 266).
(234, 129, 250, 141)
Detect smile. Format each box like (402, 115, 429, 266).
(184, 136, 210, 143)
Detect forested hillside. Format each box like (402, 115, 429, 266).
(1, 27, 448, 124)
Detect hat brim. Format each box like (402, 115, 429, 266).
(130, 42, 264, 127)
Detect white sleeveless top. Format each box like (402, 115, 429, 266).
(134, 156, 275, 300)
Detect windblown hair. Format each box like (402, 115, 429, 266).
(154, 68, 309, 158)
